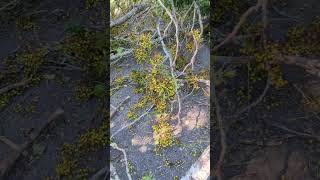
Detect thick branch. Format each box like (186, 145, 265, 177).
(0, 78, 32, 95)
(111, 3, 148, 28)
(0, 108, 64, 178)
(181, 145, 210, 180)
(214, 55, 320, 78)
(213, 0, 263, 51)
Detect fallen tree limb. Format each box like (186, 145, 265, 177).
(89, 165, 109, 180)
(0, 137, 27, 156)
(110, 163, 120, 180)
(0, 108, 64, 178)
(270, 123, 320, 141)
(214, 55, 320, 78)
(232, 75, 270, 118)
(181, 145, 210, 180)
(0, 78, 32, 95)
(0, 0, 19, 12)
(110, 49, 134, 65)
(213, 0, 263, 51)
(111, 105, 154, 139)
(110, 96, 130, 119)
(212, 78, 226, 180)
(110, 142, 132, 180)
(111, 3, 148, 28)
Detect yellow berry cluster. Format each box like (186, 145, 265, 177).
(74, 83, 93, 102)
(186, 29, 202, 52)
(130, 53, 176, 114)
(18, 47, 47, 78)
(56, 158, 78, 178)
(134, 33, 153, 63)
(187, 72, 200, 90)
(152, 114, 174, 148)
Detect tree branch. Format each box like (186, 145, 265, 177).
(111, 3, 148, 28)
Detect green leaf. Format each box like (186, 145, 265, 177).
(93, 84, 105, 98)
(116, 47, 124, 54)
(142, 172, 155, 180)
(32, 143, 46, 158)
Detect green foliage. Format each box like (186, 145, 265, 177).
(93, 83, 105, 98)
(78, 127, 108, 152)
(142, 172, 155, 180)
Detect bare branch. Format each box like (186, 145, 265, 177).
(111, 105, 154, 139)
(233, 75, 270, 118)
(111, 3, 148, 28)
(0, 108, 64, 178)
(213, 0, 263, 51)
(0, 78, 32, 95)
(110, 142, 132, 180)
(156, 20, 182, 127)
(212, 77, 226, 180)
(181, 145, 210, 180)
(157, 0, 180, 66)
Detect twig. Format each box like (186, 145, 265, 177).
(110, 163, 120, 180)
(89, 165, 109, 180)
(261, 0, 268, 47)
(0, 108, 64, 178)
(110, 49, 134, 65)
(157, 0, 180, 66)
(46, 59, 84, 71)
(214, 55, 320, 78)
(0, 78, 32, 95)
(111, 3, 148, 28)
(272, 6, 301, 22)
(0, 136, 27, 156)
(42, 66, 83, 71)
(233, 75, 270, 118)
(212, 77, 226, 180)
(181, 145, 210, 180)
(0, 0, 19, 12)
(156, 20, 182, 127)
(213, 0, 263, 51)
(181, 1, 195, 27)
(194, 0, 203, 36)
(110, 96, 130, 119)
(292, 84, 320, 121)
(110, 142, 132, 180)
(111, 105, 154, 139)
(270, 123, 320, 141)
